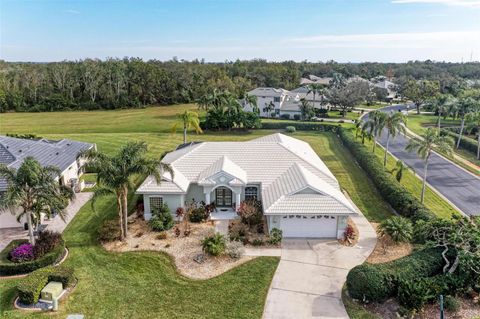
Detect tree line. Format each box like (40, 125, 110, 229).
(1, 58, 479, 112)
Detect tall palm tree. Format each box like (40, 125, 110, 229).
(307, 83, 323, 108)
(299, 98, 314, 120)
(383, 111, 407, 166)
(456, 97, 478, 149)
(362, 110, 386, 152)
(466, 109, 480, 159)
(429, 95, 456, 131)
(0, 157, 74, 244)
(263, 101, 275, 118)
(80, 142, 172, 240)
(406, 128, 454, 203)
(171, 110, 203, 144)
(242, 93, 259, 113)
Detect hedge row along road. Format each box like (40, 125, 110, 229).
(364, 104, 480, 217)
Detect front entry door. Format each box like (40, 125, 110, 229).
(215, 187, 232, 207)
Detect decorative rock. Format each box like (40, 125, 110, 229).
(194, 253, 205, 264)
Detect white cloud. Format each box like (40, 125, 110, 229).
(391, 0, 480, 8)
(287, 31, 480, 49)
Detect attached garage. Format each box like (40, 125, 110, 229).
(279, 215, 338, 238)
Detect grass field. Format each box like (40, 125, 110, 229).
(0, 105, 394, 318)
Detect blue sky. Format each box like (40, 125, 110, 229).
(1, 0, 479, 62)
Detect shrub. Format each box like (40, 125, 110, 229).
(293, 114, 301, 121)
(444, 295, 460, 312)
(237, 200, 263, 227)
(378, 216, 413, 243)
(285, 126, 296, 133)
(156, 232, 168, 240)
(346, 248, 444, 303)
(260, 121, 339, 132)
(149, 203, 174, 232)
(398, 278, 436, 311)
(280, 114, 291, 120)
(229, 222, 248, 242)
(16, 267, 53, 304)
(98, 219, 121, 242)
(33, 231, 62, 258)
(10, 243, 35, 263)
(189, 207, 207, 223)
(226, 241, 244, 259)
(268, 228, 282, 245)
(0, 240, 65, 276)
(252, 238, 264, 246)
(48, 266, 75, 288)
(441, 129, 477, 156)
(344, 225, 356, 241)
(202, 233, 226, 256)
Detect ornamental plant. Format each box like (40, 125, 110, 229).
(10, 243, 35, 263)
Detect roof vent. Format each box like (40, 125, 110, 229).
(56, 152, 59, 155)
(18, 150, 22, 153)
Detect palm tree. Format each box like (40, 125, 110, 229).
(383, 111, 407, 166)
(456, 97, 478, 149)
(378, 216, 413, 244)
(299, 98, 314, 120)
(466, 109, 480, 159)
(0, 157, 74, 244)
(263, 101, 275, 118)
(362, 110, 386, 152)
(80, 142, 173, 240)
(242, 93, 259, 113)
(171, 110, 203, 144)
(307, 83, 323, 108)
(406, 128, 454, 203)
(429, 95, 456, 131)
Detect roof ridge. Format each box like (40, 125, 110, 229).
(276, 139, 337, 184)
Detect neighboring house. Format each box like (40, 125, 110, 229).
(372, 79, 397, 101)
(243, 87, 300, 118)
(291, 87, 330, 110)
(0, 136, 95, 229)
(136, 133, 357, 238)
(300, 75, 332, 86)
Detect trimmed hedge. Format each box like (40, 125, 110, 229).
(346, 248, 444, 302)
(0, 239, 65, 276)
(441, 129, 478, 156)
(337, 128, 436, 222)
(261, 121, 341, 132)
(16, 265, 75, 304)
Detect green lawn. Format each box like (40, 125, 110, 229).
(326, 110, 360, 121)
(357, 102, 389, 110)
(0, 105, 395, 317)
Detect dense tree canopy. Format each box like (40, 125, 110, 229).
(0, 58, 479, 112)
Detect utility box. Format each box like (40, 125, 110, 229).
(40, 282, 63, 303)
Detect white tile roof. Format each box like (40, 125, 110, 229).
(136, 133, 356, 216)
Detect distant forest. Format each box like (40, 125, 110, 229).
(1, 58, 479, 112)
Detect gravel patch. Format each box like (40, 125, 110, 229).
(103, 218, 253, 280)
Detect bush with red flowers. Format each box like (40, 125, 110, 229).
(10, 243, 35, 263)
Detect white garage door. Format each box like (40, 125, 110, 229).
(280, 215, 337, 238)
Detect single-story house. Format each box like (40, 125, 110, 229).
(136, 133, 357, 238)
(0, 136, 95, 229)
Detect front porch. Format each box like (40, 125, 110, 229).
(210, 208, 238, 221)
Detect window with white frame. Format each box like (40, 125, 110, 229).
(244, 186, 258, 201)
(149, 197, 163, 213)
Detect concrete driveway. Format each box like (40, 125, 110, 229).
(263, 213, 376, 319)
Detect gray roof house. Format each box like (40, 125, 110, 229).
(0, 136, 94, 228)
(137, 133, 357, 238)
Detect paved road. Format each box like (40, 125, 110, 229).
(363, 105, 480, 217)
(263, 203, 376, 319)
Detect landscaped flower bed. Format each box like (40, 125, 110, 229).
(0, 231, 66, 276)
(103, 217, 254, 279)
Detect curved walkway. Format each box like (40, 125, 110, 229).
(364, 105, 480, 217)
(263, 206, 376, 318)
